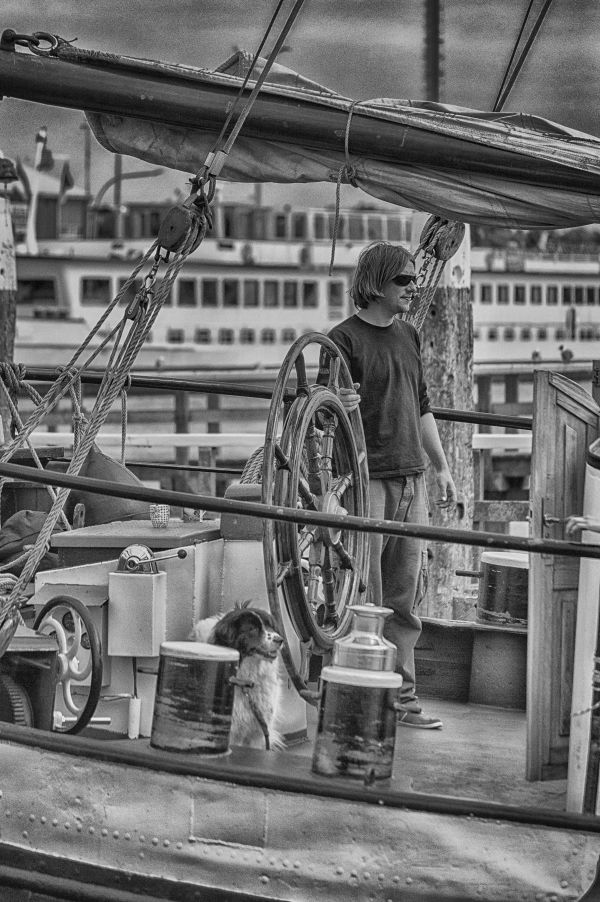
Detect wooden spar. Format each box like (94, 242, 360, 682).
(0, 43, 599, 192)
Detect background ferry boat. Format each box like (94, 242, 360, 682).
(9, 158, 600, 375)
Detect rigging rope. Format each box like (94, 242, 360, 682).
(195, 0, 307, 184)
(492, 0, 554, 113)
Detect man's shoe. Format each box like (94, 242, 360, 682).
(398, 700, 422, 714)
(397, 711, 443, 730)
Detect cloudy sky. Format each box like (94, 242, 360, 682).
(0, 0, 599, 206)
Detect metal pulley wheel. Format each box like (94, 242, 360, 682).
(261, 332, 369, 699)
(33, 595, 103, 734)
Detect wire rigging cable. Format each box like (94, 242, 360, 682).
(492, 0, 554, 113)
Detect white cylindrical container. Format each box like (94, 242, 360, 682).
(478, 550, 529, 626)
(312, 666, 402, 781)
(151, 642, 239, 755)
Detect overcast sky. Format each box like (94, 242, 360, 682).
(1, 0, 599, 207)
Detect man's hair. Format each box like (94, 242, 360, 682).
(350, 241, 414, 309)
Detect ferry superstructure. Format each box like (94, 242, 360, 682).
(10, 184, 600, 370)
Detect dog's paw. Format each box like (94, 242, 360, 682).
(188, 614, 223, 643)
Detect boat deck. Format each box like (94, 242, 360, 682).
(83, 696, 567, 812)
(295, 696, 567, 810)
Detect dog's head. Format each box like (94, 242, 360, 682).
(211, 604, 283, 661)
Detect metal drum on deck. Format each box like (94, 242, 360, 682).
(151, 641, 239, 755)
(478, 550, 529, 627)
(312, 666, 403, 781)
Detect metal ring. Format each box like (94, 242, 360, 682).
(28, 32, 59, 56)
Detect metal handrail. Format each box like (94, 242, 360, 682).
(15, 366, 534, 432)
(0, 459, 595, 561)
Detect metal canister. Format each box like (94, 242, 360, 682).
(332, 604, 397, 671)
(478, 551, 529, 627)
(151, 641, 239, 755)
(312, 666, 403, 781)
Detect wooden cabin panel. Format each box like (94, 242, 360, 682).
(527, 370, 599, 781)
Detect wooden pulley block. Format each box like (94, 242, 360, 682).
(419, 215, 465, 262)
(157, 203, 208, 254)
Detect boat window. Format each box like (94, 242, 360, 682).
(80, 278, 111, 306)
(282, 328, 297, 342)
(555, 327, 566, 339)
(274, 214, 287, 239)
(348, 216, 364, 241)
(167, 328, 185, 343)
(261, 328, 277, 344)
(118, 278, 143, 307)
(587, 287, 597, 305)
(488, 328, 498, 340)
(367, 217, 383, 240)
(264, 281, 280, 308)
(504, 327, 515, 341)
(283, 281, 298, 308)
(387, 218, 404, 241)
(562, 286, 573, 305)
(16, 278, 58, 307)
(473, 328, 480, 339)
(177, 279, 197, 307)
(243, 280, 259, 307)
(240, 329, 256, 344)
(479, 284, 492, 304)
(218, 329, 235, 344)
(314, 214, 327, 240)
(531, 285, 542, 305)
(194, 329, 212, 344)
(580, 327, 595, 340)
(201, 279, 218, 307)
(302, 281, 318, 308)
(537, 327, 548, 339)
(546, 285, 558, 305)
(497, 284, 509, 304)
(223, 280, 240, 307)
(514, 285, 526, 304)
(327, 281, 345, 320)
(292, 213, 307, 239)
(575, 286, 584, 305)
(520, 327, 532, 340)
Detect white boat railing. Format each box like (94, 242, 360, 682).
(30, 432, 265, 450)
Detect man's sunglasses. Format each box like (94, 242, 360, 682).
(391, 273, 416, 287)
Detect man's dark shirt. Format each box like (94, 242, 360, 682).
(319, 315, 432, 478)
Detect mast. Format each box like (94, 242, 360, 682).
(418, 0, 475, 619)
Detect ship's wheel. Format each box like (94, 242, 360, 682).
(261, 333, 369, 698)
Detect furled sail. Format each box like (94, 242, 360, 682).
(2, 37, 600, 228)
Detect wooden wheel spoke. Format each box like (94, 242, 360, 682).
(294, 352, 309, 397)
(298, 475, 318, 510)
(321, 548, 340, 624)
(330, 540, 354, 571)
(298, 525, 318, 555)
(304, 418, 323, 495)
(331, 471, 354, 499)
(274, 443, 291, 471)
(276, 559, 294, 586)
(319, 411, 339, 489)
(306, 564, 323, 609)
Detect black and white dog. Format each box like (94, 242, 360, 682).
(189, 603, 284, 750)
